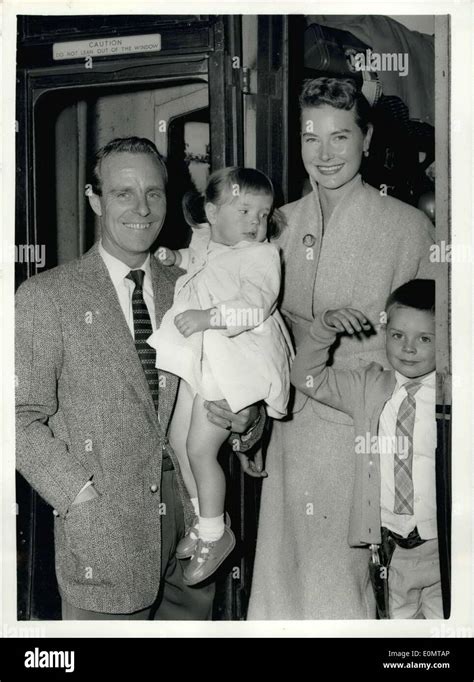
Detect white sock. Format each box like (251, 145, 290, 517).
(190, 497, 200, 517)
(199, 514, 225, 542)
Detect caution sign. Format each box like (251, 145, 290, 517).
(53, 34, 162, 60)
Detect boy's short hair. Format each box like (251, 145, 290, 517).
(385, 279, 435, 319)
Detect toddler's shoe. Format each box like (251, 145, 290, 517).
(176, 516, 199, 559)
(182, 527, 236, 585)
(176, 513, 230, 559)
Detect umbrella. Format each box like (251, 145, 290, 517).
(368, 534, 396, 619)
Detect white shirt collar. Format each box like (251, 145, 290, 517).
(395, 370, 436, 391)
(99, 241, 152, 287)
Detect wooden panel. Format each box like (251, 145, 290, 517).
(20, 14, 209, 43)
(208, 16, 245, 170)
(17, 15, 214, 68)
(434, 14, 451, 620)
(434, 15, 451, 400)
(254, 15, 292, 204)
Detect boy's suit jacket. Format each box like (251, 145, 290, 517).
(15, 241, 193, 614)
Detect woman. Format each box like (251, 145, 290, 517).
(248, 77, 435, 619)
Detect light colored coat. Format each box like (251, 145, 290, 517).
(291, 314, 397, 547)
(15, 242, 190, 614)
(248, 174, 435, 619)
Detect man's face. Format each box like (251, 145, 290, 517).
(90, 152, 166, 265)
(385, 306, 436, 379)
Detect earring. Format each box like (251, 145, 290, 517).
(363, 149, 370, 158)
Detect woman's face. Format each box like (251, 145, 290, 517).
(301, 105, 373, 192)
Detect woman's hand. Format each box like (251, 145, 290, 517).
(204, 399, 259, 433)
(174, 309, 211, 337)
(324, 308, 372, 335)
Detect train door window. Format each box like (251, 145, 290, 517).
(33, 78, 209, 270)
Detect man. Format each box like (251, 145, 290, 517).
(15, 137, 264, 620)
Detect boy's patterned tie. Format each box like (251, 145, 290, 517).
(126, 269, 159, 412)
(394, 381, 421, 514)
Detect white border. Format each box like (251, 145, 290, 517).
(1, 0, 472, 638)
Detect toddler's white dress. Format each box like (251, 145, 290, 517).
(148, 226, 294, 418)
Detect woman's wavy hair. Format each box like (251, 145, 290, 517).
(299, 77, 372, 134)
(182, 167, 286, 239)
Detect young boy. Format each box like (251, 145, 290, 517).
(291, 279, 442, 619)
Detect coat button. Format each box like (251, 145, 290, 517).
(303, 234, 316, 247)
(150, 484, 158, 493)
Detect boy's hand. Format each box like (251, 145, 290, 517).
(174, 309, 210, 337)
(155, 246, 178, 266)
(324, 308, 372, 335)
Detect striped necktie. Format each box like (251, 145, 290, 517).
(393, 381, 421, 515)
(126, 269, 159, 412)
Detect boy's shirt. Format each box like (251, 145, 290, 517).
(378, 371, 437, 540)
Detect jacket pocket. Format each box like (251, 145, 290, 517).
(63, 493, 128, 587)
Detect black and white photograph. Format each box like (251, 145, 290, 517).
(1, 0, 472, 660)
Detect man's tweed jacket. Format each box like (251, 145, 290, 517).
(15, 242, 197, 614)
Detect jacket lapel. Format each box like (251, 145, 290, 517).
(150, 255, 179, 433)
(71, 244, 180, 434)
(71, 243, 158, 419)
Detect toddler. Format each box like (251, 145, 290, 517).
(149, 167, 294, 585)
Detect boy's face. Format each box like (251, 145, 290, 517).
(385, 305, 435, 379)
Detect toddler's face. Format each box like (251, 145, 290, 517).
(207, 191, 273, 246)
(385, 306, 435, 379)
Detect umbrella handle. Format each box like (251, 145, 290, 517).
(370, 543, 380, 564)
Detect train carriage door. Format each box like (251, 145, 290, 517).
(14, 14, 253, 621)
(240, 15, 305, 205)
